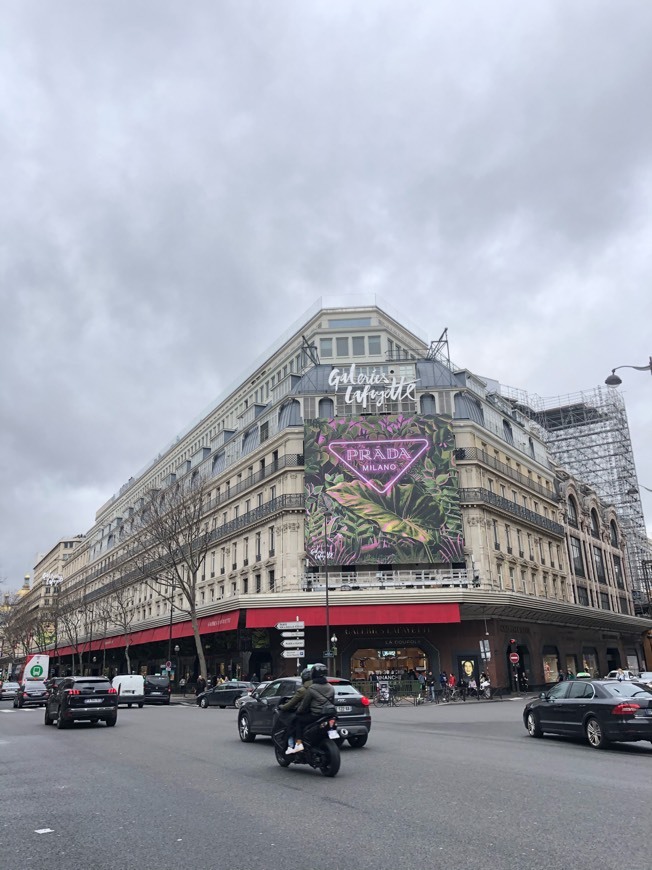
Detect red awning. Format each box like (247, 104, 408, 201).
(245, 602, 460, 628)
(48, 610, 240, 656)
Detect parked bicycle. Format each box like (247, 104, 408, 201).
(373, 686, 403, 707)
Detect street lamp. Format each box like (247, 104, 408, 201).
(331, 634, 338, 676)
(605, 357, 652, 386)
(324, 511, 332, 675)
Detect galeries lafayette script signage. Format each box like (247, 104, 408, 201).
(328, 364, 419, 410)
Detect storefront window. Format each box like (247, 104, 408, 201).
(542, 648, 561, 683)
(582, 649, 599, 677)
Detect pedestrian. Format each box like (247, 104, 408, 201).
(557, 670, 565, 682)
(566, 669, 574, 681)
(439, 671, 448, 692)
(179, 676, 187, 697)
(448, 672, 456, 688)
(196, 675, 206, 696)
(426, 671, 437, 701)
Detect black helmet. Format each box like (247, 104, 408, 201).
(311, 663, 327, 678)
(300, 668, 312, 683)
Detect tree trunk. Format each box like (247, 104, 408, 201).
(125, 644, 131, 675)
(190, 609, 207, 679)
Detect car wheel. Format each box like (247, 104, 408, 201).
(128, 703, 133, 709)
(105, 714, 117, 727)
(44, 708, 54, 726)
(347, 734, 368, 748)
(199, 698, 208, 709)
(56, 710, 69, 729)
(219, 705, 226, 709)
(238, 713, 257, 743)
(526, 712, 543, 738)
(138, 703, 144, 709)
(585, 716, 609, 749)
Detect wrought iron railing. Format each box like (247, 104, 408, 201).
(459, 488, 565, 538)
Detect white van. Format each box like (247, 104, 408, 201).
(111, 674, 145, 708)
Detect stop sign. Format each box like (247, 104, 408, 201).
(509, 652, 520, 664)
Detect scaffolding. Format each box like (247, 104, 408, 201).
(501, 384, 651, 603)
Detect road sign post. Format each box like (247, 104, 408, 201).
(281, 649, 305, 658)
(275, 622, 305, 631)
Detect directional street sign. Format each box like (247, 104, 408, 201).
(282, 639, 304, 648)
(281, 630, 305, 638)
(281, 649, 305, 658)
(276, 621, 305, 630)
(323, 651, 335, 658)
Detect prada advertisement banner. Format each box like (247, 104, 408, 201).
(304, 415, 464, 566)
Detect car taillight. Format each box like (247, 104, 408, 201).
(360, 696, 370, 707)
(67, 689, 81, 695)
(612, 702, 640, 715)
(108, 688, 117, 694)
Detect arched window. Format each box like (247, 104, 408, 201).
(610, 520, 619, 547)
(567, 496, 578, 528)
(318, 397, 334, 418)
(590, 509, 600, 538)
(420, 393, 436, 415)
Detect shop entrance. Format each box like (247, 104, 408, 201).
(350, 646, 431, 680)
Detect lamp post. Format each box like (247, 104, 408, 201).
(331, 633, 338, 676)
(174, 644, 180, 682)
(324, 511, 332, 675)
(605, 357, 652, 386)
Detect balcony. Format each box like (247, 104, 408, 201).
(459, 488, 565, 538)
(301, 568, 474, 592)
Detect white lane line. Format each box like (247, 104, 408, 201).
(35, 829, 54, 834)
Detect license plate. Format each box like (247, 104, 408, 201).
(150, 692, 162, 695)
(337, 705, 352, 713)
(85, 699, 103, 704)
(328, 729, 339, 739)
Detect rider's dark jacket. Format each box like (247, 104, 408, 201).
(298, 679, 334, 716)
(279, 680, 311, 712)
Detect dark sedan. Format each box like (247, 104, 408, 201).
(523, 679, 652, 749)
(237, 677, 372, 748)
(196, 681, 255, 708)
(13, 680, 49, 708)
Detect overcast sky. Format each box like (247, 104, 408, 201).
(1, 1, 651, 591)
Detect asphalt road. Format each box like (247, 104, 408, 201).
(1, 696, 651, 870)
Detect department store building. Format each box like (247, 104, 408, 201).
(20, 301, 652, 688)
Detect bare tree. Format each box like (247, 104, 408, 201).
(123, 474, 213, 679)
(59, 601, 86, 675)
(103, 583, 136, 674)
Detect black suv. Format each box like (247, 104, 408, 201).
(237, 677, 371, 748)
(143, 675, 171, 705)
(44, 676, 118, 728)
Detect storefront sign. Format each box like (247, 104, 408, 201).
(328, 365, 418, 410)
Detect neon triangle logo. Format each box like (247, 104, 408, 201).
(327, 438, 429, 495)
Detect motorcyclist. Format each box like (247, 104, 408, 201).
(288, 663, 335, 754)
(279, 668, 312, 755)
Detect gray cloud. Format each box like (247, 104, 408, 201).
(1, 1, 651, 586)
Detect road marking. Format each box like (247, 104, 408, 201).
(35, 829, 54, 834)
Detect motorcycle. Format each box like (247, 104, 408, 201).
(272, 707, 344, 777)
